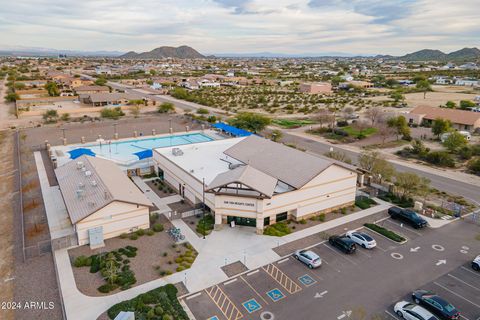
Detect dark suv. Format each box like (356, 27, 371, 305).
(328, 235, 356, 254)
(388, 207, 427, 229)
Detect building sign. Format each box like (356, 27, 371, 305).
(223, 200, 255, 207)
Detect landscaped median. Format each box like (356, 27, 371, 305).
(364, 223, 407, 243)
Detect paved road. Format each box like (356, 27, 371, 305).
(185, 218, 480, 320)
(277, 131, 480, 205)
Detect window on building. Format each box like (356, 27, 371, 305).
(276, 212, 288, 222)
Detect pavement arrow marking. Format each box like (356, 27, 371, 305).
(314, 291, 328, 298)
(436, 259, 447, 266)
(337, 310, 352, 319)
(410, 247, 420, 252)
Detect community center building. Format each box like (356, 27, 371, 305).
(153, 135, 358, 234)
(55, 155, 152, 246)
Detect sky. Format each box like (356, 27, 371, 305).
(0, 0, 479, 55)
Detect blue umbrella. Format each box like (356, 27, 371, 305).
(68, 148, 96, 159)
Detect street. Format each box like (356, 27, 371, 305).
(183, 218, 480, 320)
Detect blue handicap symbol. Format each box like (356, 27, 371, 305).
(242, 298, 261, 313)
(298, 274, 317, 287)
(267, 288, 285, 302)
(207, 317, 219, 320)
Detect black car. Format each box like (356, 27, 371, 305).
(388, 207, 428, 229)
(328, 235, 356, 254)
(412, 290, 460, 320)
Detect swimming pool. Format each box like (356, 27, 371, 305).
(66, 133, 213, 164)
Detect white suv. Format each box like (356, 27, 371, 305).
(472, 255, 480, 271)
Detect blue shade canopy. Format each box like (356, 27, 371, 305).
(134, 149, 153, 160)
(213, 122, 252, 137)
(68, 148, 96, 159)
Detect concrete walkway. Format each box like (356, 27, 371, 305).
(131, 176, 182, 213)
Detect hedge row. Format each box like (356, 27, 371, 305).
(364, 223, 406, 243)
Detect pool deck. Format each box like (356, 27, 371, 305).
(50, 129, 224, 169)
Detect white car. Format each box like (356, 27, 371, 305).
(472, 255, 480, 271)
(345, 231, 376, 249)
(394, 301, 439, 320)
(293, 250, 322, 269)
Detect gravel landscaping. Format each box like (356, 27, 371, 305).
(69, 215, 198, 297)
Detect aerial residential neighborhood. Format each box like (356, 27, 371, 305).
(0, 1, 479, 320)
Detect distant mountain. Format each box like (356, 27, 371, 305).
(397, 47, 480, 62)
(119, 45, 205, 59)
(213, 51, 366, 58)
(0, 45, 123, 57)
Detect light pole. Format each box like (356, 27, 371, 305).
(113, 122, 118, 139)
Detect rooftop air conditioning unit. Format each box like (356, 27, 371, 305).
(172, 148, 184, 156)
(76, 161, 84, 169)
(78, 182, 85, 190)
(91, 180, 97, 187)
(81, 167, 87, 172)
(76, 189, 84, 199)
(229, 163, 243, 170)
(85, 170, 92, 177)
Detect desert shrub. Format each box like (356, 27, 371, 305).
(120, 233, 128, 239)
(129, 234, 138, 240)
(98, 283, 118, 293)
(153, 223, 164, 232)
(136, 229, 145, 236)
(146, 229, 155, 236)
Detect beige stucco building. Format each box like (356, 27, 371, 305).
(153, 136, 358, 234)
(55, 155, 152, 246)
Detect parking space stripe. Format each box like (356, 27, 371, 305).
(384, 310, 400, 319)
(461, 266, 480, 278)
(185, 292, 202, 300)
(247, 269, 259, 276)
(356, 248, 372, 258)
(322, 243, 358, 265)
(433, 282, 480, 308)
(205, 285, 243, 320)
(262, 264, 302, 294)
(239, 275, 269, 305)
(384, 219, 422, 237)
(224, 278, 238, 286)
(459, 314, 471, 320)
(447, 273, 480, 291)
(277, 257, 289, 264)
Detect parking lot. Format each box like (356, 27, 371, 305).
(183, 218, 480, 320)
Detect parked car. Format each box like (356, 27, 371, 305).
(293, 250, 322, 269)
(412, 290, 460, 320)
(388, 207, 428, 229)
(345, 231, 376, 249)
(394, 301, 439, 320)
(328, 235, 356, 254)
(472, 255, 480, 271)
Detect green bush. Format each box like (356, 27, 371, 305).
(120, 233, 128, 239)
(146, 229, 155, 236)
(378, 192, 414, 208)
(129, 234, 139, 240)
(136, 229, 145, 236)
(155, 306, 164, 316)
(73, 255, 90, 267)
(299, 219, 307, 224)
(176, 266, 185, 272)
(364, 223, 406, 242)
(150, 212, 159, 224)
(98, 283, 118, 293)
(317, 213, 326, 222)
(425, 151, 455, 167)
(263, 221, 292, 236)
(100, 107, 125, 120)
(355, 197, 376, 209)
(196, 214, 214, 235)
(153, 223, 164, 232)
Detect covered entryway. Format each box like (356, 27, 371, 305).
(227, 216, 256, 227)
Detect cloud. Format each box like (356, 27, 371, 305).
(0, 0, 478, 55)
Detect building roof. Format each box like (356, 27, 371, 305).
(223, 135, 345, 189)
(74, 85, 110, 92)
(55, 155, 151, 224)
(410, 105, 480, 125)
(207, 165, 278, 198)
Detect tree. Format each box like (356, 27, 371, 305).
(42, 109, 59, 123)
(157, 102, 175, 113)
(387, 116, 411, 140)
(129, 104, 140, 117)
(365, 107, 382, 126)
(377, 121, 395, 145)
(324, 150, 352, 164)
(270, 129, 283, 142)
(445, 101, 456, 109)
(443, 131, 467, 153)
(467, 157, 480, 175)
(60, 113, 70, 121)
(358, 151, 395, 182)
(103, 257, 119, 285)
(196, 108, 209, 115)
(313, 110, 334, 128)
(358, 150, 380, 172)
(227, 112, 271, 133)
(95, 76, 107, 86)
(390, 92, 404, 103)
(44, 81, 60, 96)
(5, 92, 19, 102)
(416, 79, 432, 99)
(394, 172, 429, 198)
(431, 118, 451, 139)
(459, 100, 476, 110)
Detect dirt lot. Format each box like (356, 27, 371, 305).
(68, 215, 197, 297)
(0, 131, 16, 320)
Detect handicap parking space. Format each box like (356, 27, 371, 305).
(183, 291, 229, 320)
(220, 276, 269, 315)
(274, 256, 323, 284)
